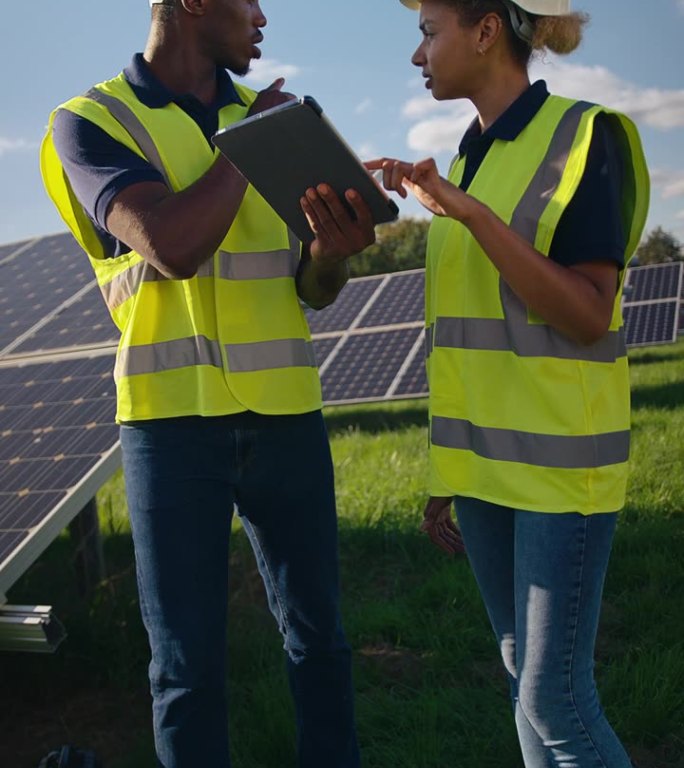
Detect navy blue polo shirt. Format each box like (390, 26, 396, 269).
(458, 80, 626, 268)
(52, 54, 245, 258)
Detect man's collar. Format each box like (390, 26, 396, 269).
(123, 53, 245, 110)
(459, 80, 549, 155)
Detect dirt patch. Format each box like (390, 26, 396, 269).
(357, 642, 428, 689)
(0, 687, 150, 768)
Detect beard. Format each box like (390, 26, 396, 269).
(217, 51, 251, 78)
(225, 61, 250, 78)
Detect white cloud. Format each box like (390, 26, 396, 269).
(400, 93, 476, 153)
(399, 60, 684, 156)
(244, 58, 301, 86)
(407, 112, 476, 154)
(651, 168, 684, 200)
(0, 137, 36, 157)
(676, 210, 684, 220)
(355, 98, 373, 115)
(530, 59, 684, 130)
(402, 94, 452, 119)
(356, 141, 379, 160)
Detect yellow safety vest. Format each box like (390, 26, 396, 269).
(426, 96, 650, 514)
(41, 73, 322, 422)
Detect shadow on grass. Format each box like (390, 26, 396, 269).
(2, 513, 683, 768)
(628, 349, 684, 366)
(631, 379, 684, 410)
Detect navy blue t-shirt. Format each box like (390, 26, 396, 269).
(457, 80, 626, 268)
(52, 53, 245, 258)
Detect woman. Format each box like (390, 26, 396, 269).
(368, 1, 648, 766)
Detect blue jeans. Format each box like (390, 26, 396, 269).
(455, 496, 632, 768)
(120, 411, 359, 768)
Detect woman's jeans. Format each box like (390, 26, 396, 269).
(120, 411, 359, 768)
(455, 496, 632, 768)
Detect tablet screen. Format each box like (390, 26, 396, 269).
(212, 96, 399, 244)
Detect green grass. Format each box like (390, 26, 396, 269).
(2, 342, 684, 768)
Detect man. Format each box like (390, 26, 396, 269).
(41, 1, 376, 766)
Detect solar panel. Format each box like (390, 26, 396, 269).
(304, 276, 384, 334)
(0, 233, 93, 357)
(0, 353, 119, 597)
(623, 301, 680, 347)
(320, 327, 423, 404)
(621, 262, 683, 347)
(358, 269, 424, 328)
(0, 238, 36, 266)
(623, 262, 683, 303)
(391, 329, 428, 398)
(1, 228, 682, 603)
(312, 335, 341, 369)
(10, 284, 117, 356)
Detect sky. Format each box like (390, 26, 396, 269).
(0, 0, 683, 247)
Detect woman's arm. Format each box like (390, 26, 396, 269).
(366, 156, 619, 345)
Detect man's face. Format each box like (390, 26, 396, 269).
(202, 0, 267, 76)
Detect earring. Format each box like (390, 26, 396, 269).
(477, 47, 486, 55)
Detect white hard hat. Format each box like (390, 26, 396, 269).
(399, 0, 570, 14)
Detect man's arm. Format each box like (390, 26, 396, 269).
(106, 79, 295, 280)
(296, 244, 350, 310)
(105, 157, 247, 280)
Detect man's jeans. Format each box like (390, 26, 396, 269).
(120, 410, 359, 768)
(455, 496, 632, 768)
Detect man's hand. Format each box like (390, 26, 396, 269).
(248, 77, 296, 116)
(299, 184, 376, 265)
(420, 496, 465, 556)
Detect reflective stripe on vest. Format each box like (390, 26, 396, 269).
(114, 335, 316, 380)
(85, 88, 172, 187)
(115, 335, 224, 380)
(100, 260, 166, 311)
(226, 339, 316, 372)
(100, 240, 300, 312)
(425, 323, 434, 359)
(433, 100, 627, 364)
(431, 416, 630, 469)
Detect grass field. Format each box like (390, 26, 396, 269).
(1, 341, 683, 768)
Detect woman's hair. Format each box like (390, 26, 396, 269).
(442, 0, 588, 66)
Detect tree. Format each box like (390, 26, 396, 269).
(635, 226, 683, 265)
(349, 217, 430, 277)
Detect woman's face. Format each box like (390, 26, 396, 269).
(411, 0, 483, 101)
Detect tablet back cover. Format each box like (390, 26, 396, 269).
(212, 98, 399, 244)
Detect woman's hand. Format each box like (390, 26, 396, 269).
(420, 496, 465, 556)
(365, 157, 474, 220)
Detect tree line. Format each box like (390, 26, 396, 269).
(349, 219, 683, 277)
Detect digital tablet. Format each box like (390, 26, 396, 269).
(212, 96, 399, 244)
